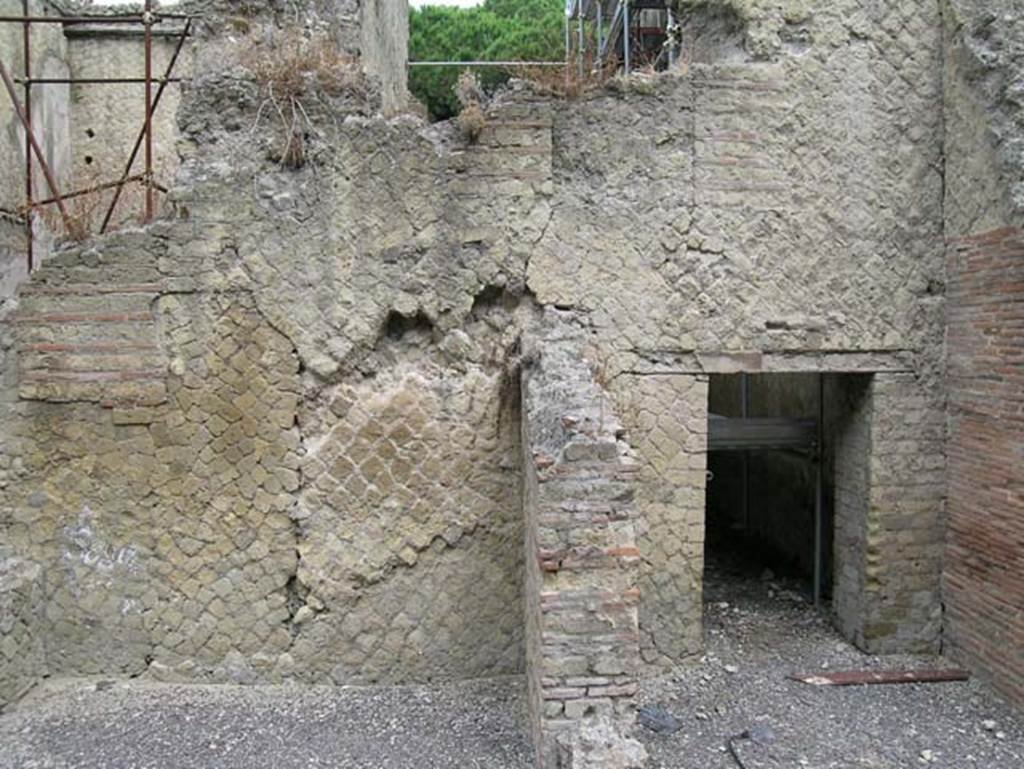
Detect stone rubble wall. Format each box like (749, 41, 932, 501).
(0, 43, 552, 685)
(532, 0, 948, 661)
(0, 554, 44, 710)
(521, 310, 644, 768)
(942, 0, 1024, 232)
(0, 0, 958, 722)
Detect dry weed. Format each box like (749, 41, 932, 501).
(511, 51, 617, 98)
(33, 168, 157, 242)
(454, 70, 487, 107)
(242, 31, 364, 168)
(455, 71, 487, 143)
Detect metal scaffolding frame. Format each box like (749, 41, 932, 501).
(566, 0, 679, 77)
(0, 2, 192, 272)
(407, 0, 679, 81)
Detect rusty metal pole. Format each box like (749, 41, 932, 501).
(22, 0, 32, 271)
(814, 373, 824, 608)
(0, 58, 71, 229)
(143, 0, 154, 222)
(564, 5, 570, 91)
(30, 174, 147, 209)
(100, 17, 190, 234)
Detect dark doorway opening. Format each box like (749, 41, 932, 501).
(704, 372, 828, 604)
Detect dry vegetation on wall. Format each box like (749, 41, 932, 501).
(454, 71, 487, 142)
(241, 31, 365, 168)
(34, 171, 162, 243)
(510, 40, 621, 99)
(511, 60, 617, 98)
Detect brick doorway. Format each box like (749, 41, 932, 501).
(702, 372, 876, 640)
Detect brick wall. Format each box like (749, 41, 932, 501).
(521, 311, 643, 767)
(945, 226, 1024, 705)
(825, 374, 873, 645)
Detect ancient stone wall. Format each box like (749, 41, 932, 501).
(0, 555, 44, 709)
(824, 373, 872, 644)
(943, 0, 1024, 232)
(0, 0, 957, 734)
(617, 373, 708, 665)
(941, 0, 1024, 709)
(531, 0, 948, 662)
(521, 310, 644, 767)
(358, 0, 408, 114)
(0, 9, 552, 687)
(65, 24, 190, 227)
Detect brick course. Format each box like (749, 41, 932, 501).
(521, 312, 643, 767)
(944, 226, 1024, 705)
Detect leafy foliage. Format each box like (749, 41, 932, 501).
(409, 0, 565, 120)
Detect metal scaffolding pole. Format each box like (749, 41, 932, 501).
(0, 58, 71, 229)
(101, 17, 191, 232)
(22, 0, 31, 271)
(0, 13, 187, 23)
(16, 76, 182, 84)
(577, 0, 585, 79)
(741, 372, 749, 531)
(667, 7, 676, 68)
(142, 0, 154, 221)
(813, 373, 825, 608)
(2, 7, 192, 243)
(623, 0, 631, 74)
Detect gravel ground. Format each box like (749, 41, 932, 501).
(638, 556, 1024, 769)
(3, 561, 1023, 769)
(0, 676, 533, 769)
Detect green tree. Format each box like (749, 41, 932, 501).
(409, 0, 565, 120)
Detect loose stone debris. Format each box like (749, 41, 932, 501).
(638, 705, 684, 735)
(556, 716, 650, 769)
(637, 559, 1024, 769)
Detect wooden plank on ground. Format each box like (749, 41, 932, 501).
(788, 669, 970, 687)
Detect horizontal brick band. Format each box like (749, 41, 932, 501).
(21, 368, 166, 383)
(19, 342, 160, 353)
(13, 312, 154, 324)
(18, 283, 164, 296)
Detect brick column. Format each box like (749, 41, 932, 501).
(521, 312, 644, 767)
